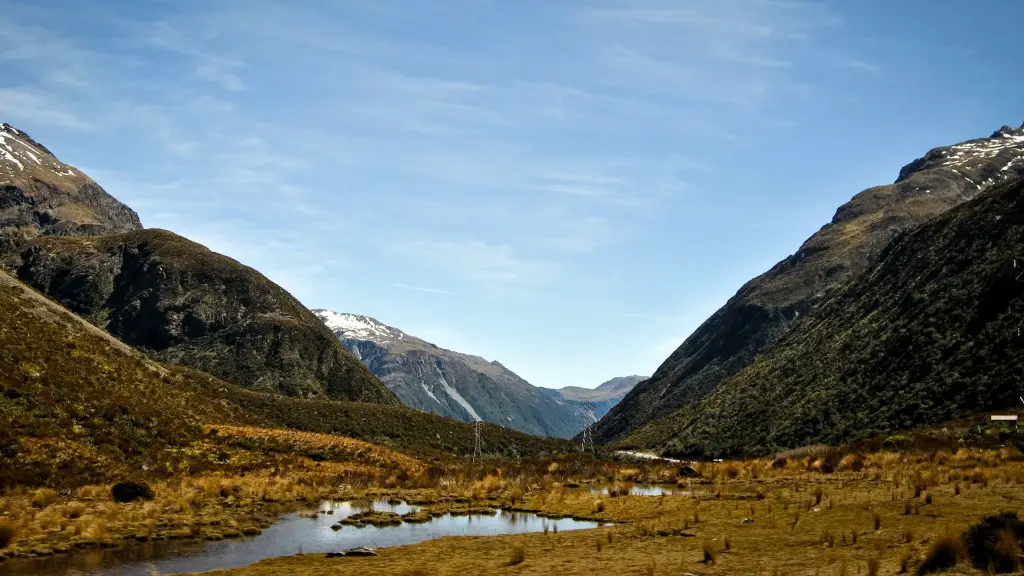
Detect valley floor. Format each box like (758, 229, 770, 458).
(4, 426, 1024, 576)
(203, 449, 1022, 575)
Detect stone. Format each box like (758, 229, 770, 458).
(678, 465, 701, 478)
(325, 546, 378, 558)
(111, 481, 154, 503)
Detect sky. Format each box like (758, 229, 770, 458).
(2, 1, 1022, 390)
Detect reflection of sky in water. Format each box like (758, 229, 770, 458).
(2, 499, 605, 576)
(587, 484, 677, 496)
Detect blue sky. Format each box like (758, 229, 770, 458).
(2, 1, 1022, 389)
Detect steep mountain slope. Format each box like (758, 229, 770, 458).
(0, 121, 396, 405)
(0, 269, 568, 488)
(594, 124, 1024, 444)
(4, 230, 397, 403)
(625, 175, 1024, 457)
(314, 310, 638, 438)
(0, 123, 141, 252)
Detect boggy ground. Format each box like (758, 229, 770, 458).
(0, 425, 650, 562)
(201, 448, 1024, 576)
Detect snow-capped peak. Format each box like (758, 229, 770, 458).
(0, 122, 76, 178)
(312, 309, 406, 343)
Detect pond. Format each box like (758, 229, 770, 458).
(0, 499, 606, 576)
(585, 484, 679, 496)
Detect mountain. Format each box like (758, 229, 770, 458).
(0, 268, 567, 488)
(593, 124, 1024, 445)
(0, 122, 397, 405)
(314, 310, 641, 438)
(626, 174, 1024, 457)
(557, 376, 644, 421)
(0, 123, 141, 253)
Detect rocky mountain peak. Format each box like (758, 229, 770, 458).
(0, 123, 68, 177)
(313, 309, 407, 344)
(1, 121, 142, 252)
(896, 124, 1024, 185)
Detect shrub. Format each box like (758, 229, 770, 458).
(838, 453, 864, 472)
(30, 488, 58, 508)
(883, 435, 913, 451)
(917, 533, 965, 574)
(963, 512, 1024, 573)
(0, 519, 14, 549)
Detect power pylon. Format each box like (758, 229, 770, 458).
(472, 420, 484, 465)
(580, 400, 596, 456)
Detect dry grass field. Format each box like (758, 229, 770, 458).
(198, 446, 1024, 576)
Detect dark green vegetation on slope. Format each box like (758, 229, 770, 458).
(3, 230, 397, 404)
(625, 176, 1024, 457)
(595, 124, 1024, 445)
(0, 270, 569, 489)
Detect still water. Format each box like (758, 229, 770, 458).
(0, 499, 605, 576)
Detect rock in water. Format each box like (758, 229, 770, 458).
(325, 546, 378, 558)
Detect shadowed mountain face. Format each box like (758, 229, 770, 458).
(0, 122, 397, 405)
(314, 310, 641, 438)
(593, 124, 1024, 445)
(0, 123, 141, 252)
(627, 175, 1024, 457)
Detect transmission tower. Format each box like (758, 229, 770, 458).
(580, 400, 596, 456)
(472, 420, 484, 465)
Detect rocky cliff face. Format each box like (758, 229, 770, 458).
(0, 123, 141, 252)
(0, 122, 396, 405)
(314, 310, 640, 438)
(5, 231, 397, 404)
(627, 174, 1024, 456)
(594, 124, 1024, 444)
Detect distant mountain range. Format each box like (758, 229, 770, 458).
(597, 123, 1024, 456)
(313, 310, 642, 438)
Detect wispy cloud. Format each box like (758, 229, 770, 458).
(393, 283, 457, 296)
(0, 88, 93, 130)
(842, 59, 881, 74)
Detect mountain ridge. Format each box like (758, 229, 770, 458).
(625, 174, 1024, 456)
(313, 309, 641, 438)
(592, 123, 1024, 445)
(0, 121, 398, 406)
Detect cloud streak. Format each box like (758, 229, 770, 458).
(393, 283, 457, 296)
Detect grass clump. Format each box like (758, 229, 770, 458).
(917, 533, 966, 574)
(701, 540, 717, 564)
(0, 518, 14, 549)
(507, 544, 525, 565)
(963, 511, 1024, 573)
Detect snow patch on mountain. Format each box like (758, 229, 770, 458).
(421, 382, 440, 404)
(313, 309, 406, 344)
(435, 366, 481, 421)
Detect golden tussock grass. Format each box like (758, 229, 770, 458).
(180, 445, 1024, 576)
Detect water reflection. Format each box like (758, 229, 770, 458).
(0, 499, 605, 576)
(585, 484, 678, 496)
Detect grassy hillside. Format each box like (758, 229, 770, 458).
(625, 176, 1024, 457)
(0, 271, 569, 490)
